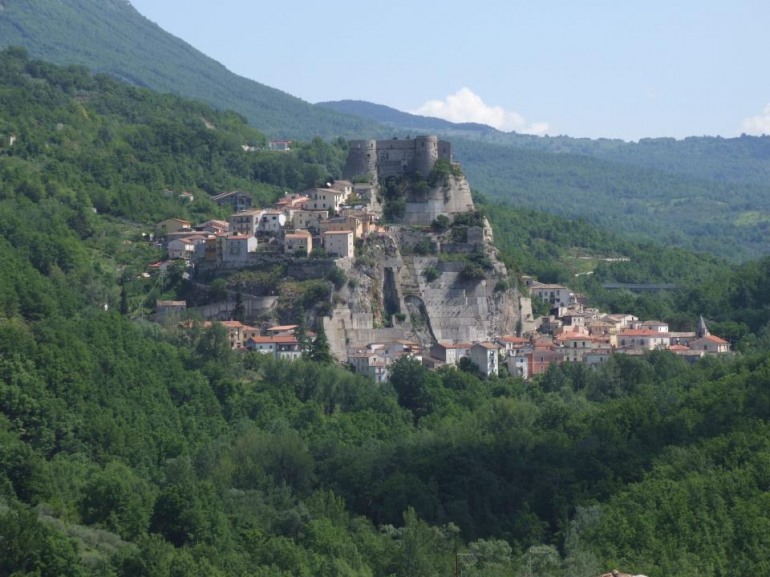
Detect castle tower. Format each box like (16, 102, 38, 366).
(412, 135, 439, 177)
(343, 139, 377, 182)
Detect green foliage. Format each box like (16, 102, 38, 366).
(459, 263, 486, 282)
(5, 33, 770, 577)
(0, 504, 84, 577)
(0, 5, 385, 141)
(423, 266, 439, 283)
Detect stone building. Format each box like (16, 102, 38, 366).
(343, 136, 452, 182)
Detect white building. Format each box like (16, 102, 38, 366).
(469, 341, 502, 377)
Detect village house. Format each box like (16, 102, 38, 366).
(245, 335, 278, 356)
(228, 209, 264, 235)
(429, 341, 472, 367)
(196, 219, 229, 235)
(268, 140, 292, 151)
(220, 233, 258, 266)
(167, 234, 208, 260)
(156, 218, 192, 237)
(615, 329, 671, 351)
(291, 209, 328, 232)
(348, 341, 421, 383)
(284, 229, 313, 256)
(320, 215, 364, 239)
(305, 187, 348, 214)
(638, 320, 670, 332)
(469, 341, 502, 377)
(266, 324, 300, 336)
(275, 193, 310, 211)
(496, 335, 529, 356)
(530, 283, 576, 309)
(557, 333, 611, 362)
(603, 313, 639, 330)
(178, 320, 253, 351)
(322, 230, 355, 258)
(256, 210, 288, 234)
(330, 180, 353, 196)
(212, 190, 253, 212)
(348, 350, 390, 383)
(506, 338, 563, 379)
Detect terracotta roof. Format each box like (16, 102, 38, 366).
(435, 342, 472, 350)
(668, 344, 690, 351)
(618, 329, 669, 337)
(700, 335, 729, 344)
(267, 324, 299, 333)
(498, 336, 528, 344)
(474, 341, 502, 350)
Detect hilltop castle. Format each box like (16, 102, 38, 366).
(342, 136, 472, 225)
(343, 136, 452, 182)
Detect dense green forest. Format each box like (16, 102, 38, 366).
(3, 50, 770, 576)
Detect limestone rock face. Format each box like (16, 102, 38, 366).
(401, 174, 474, 226)
(324, 136, 520, 360)
(325, 218, 520, 360)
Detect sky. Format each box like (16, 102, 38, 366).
(128, 0, 770, 141)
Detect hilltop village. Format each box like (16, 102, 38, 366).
(151, 136, 732, 381)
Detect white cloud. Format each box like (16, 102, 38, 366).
(740, 103, 770, 135)
(411, 87, 549, 135)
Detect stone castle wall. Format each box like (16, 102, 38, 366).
(343, 136, 452, 182)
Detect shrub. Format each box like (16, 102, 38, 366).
(459, 263, 485, 282)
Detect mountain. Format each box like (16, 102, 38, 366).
(0, 0, 382, 139)
(319, 99, 770, 186)
(318, 99, 501, 136)
(321, 100, 770, 261)
(3, 0, 770, 260)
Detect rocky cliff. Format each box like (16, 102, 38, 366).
(324, 215, 522, 360)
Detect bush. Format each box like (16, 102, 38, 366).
(459, 263, 485, 282)
(424, 266, 440, 282)
(413, 238, 435, 255)
(431, 214, 450, 233)
(326, 266, 347, 290)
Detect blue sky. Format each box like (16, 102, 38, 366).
(129, 0, 770, 141)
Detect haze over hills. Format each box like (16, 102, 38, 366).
(2, 0, 770, 260)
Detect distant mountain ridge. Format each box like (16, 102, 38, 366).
(317, 99, 501, 135)
(319, 99, 770, 186)
(0, 0, 382, 139)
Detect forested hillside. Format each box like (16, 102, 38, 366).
(0, 0, 380, 139)
(3, 50, 770, 577)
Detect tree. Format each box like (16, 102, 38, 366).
(306, 323, 333, 364)
(79, 460, 155, 539)
(0, 505, 84, 577)
(119, 282, 129, 316)
(232, 288, 245, 322)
